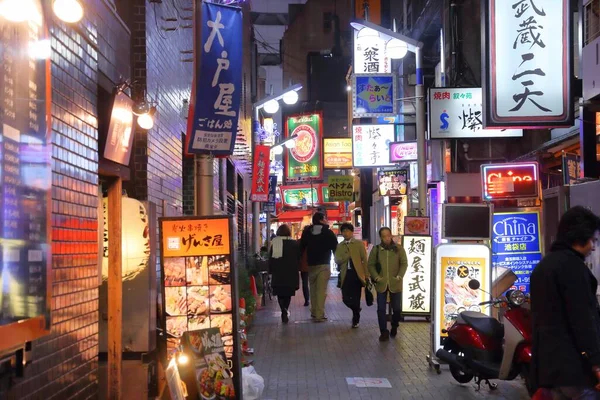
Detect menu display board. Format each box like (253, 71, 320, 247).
(433, 244, 491, 353)
(0, 2, 52, 350)
(159, 216, 241, 397)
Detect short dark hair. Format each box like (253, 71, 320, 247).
(340, 223, 354, 232)
(312, 212, 326, 225)
(379, 227, 392, 237)
(276, 224, 292, 237)
(556, 206, 600, 247)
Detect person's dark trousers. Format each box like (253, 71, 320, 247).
(342, 267, 362, 324)
(301, 272, 309, 304)
(278, 296, 291, 311)
(376, 290, 402, 333)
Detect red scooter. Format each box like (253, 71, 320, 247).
(435, 279, 533, 394)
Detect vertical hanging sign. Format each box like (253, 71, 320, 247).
(186, 2, 243, 156)
(250, 145, 271, 202)
(401, 236, 432, 316)
(482, 0, 572, 128)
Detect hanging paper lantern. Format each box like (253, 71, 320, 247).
(102, 197, 150, 281)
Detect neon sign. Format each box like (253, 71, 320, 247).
(481, 162, 539, 200)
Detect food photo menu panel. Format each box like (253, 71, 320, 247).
(160, 217, 237, 362)
(0, 0, 52, 350)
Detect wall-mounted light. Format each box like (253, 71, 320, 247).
(53, 0, 84, 23)
(0, 0, 36, 22)
(137, 106, 156, 130)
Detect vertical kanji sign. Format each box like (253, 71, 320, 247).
(482, 0, 572, 128)
(186, 2, 243, 156)
(401, 236, 432, 316)
(250, 145, 271, 202)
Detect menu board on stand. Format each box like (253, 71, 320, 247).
(0, 0, 53, 352)
(159, 216, 241, 398)
(432, 244, 492, 354)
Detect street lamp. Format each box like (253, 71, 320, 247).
(252, 84, 303, 254)
(350, 19, 428, 216)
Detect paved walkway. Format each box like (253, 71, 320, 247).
(249, 279, 529, 400)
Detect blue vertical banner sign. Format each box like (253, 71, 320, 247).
(264, 176, 277, 213)
(187, 2, 242, 156)
(491, 211, 542, 294)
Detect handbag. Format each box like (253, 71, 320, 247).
(365, 279, 376, 307)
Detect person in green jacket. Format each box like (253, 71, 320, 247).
(368, 227, 408, 342)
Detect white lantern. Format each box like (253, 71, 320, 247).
(263, 99, 280, 114)
(282, 90, 299, 105)
(387, 38, 408, 59)
(52, 0, 84, 23)
(102, 197, 150, 281)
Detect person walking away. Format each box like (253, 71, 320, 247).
(368, 227, 408, 342)
(269, 224, 301, 324)
(300, 212, 338, 322)
(299, 248, 310, 306)
(335, 223, 369, 328)
(530, 206, 600, 399)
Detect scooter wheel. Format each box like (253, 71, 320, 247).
(520, 364, 535, 397)
(449, 348, 474, 384)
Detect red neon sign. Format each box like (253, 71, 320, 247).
(481, 163, 538, 200)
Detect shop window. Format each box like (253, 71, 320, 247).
(585, 0, 600, 46)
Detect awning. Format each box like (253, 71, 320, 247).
(274, 209, 342, 222)
(274, 210, 311, 222)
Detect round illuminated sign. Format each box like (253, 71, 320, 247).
(290, 125, 317, 163)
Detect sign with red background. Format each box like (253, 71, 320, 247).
(481, 162, 539, 201)
(250, 145, 271, 202)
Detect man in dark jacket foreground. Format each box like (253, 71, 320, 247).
(531, 206, 600, 399)
(300, 212, 338, 322)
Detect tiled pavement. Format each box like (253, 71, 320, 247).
(248, 280, 530, 400)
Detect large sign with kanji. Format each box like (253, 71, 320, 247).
(352, 124, 395, 168)
(353, 29, 390, 74)
(428, 88, 522, 139)
(402, 236, 432, 316)
(327, 176, 354, 201)
(250, 145, 271, 202)
(284, 113, 322, 182)
(482, 0, 573, 128)
(186, 2, 243, 155)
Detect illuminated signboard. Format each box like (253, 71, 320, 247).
(389, 141, 418, 163)
(323, 138, 353, 169)
(491, 211, 542, 294)
(402, 236, 432, 316)
(481, 162, 539, 201)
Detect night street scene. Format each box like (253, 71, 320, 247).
(0, 0, 599, 399)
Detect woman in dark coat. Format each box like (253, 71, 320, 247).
(269, 224, 301, 323)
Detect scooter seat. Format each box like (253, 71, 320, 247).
(457, 311, 504, 339)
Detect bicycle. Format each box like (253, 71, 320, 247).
(258, 270, 273, 306)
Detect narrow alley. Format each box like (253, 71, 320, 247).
(250, 280, 530, 400)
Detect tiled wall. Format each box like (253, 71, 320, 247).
(0, 1, 133, 398)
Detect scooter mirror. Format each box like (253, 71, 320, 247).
(468, 279, 481, 290)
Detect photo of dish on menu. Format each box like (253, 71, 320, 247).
(187, 286, 209, 316)
(165, 286, 187, 316)
(210, 285, 232, 313)
(164, 257, 187, 287)
(439, 257, 486, 336)
(181, 328, 236, 400)
(187, 256, 209, 286)
(208, 255, 231, 285)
